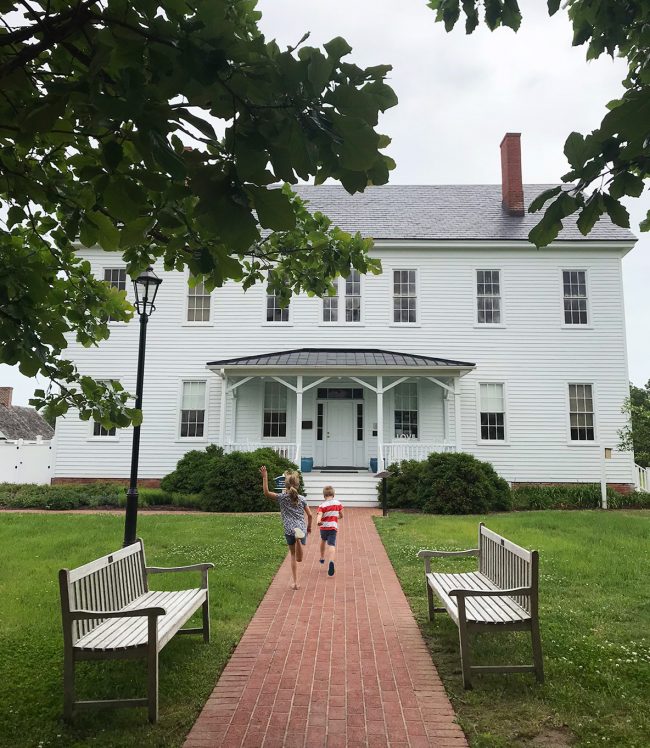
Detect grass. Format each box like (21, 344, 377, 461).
(374, 510, 650, 748)
(0, 512, 287, 748)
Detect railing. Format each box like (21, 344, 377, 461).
(223, 442, 296, 460)
(636, 463, 649, 493)
(383, 442, 455, 465)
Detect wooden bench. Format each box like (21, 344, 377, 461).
(58, 538, 214, 722)
(418, 523, 543, 689)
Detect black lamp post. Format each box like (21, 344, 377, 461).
(375, 470, 392, 517)
(123, 266, 162, 547)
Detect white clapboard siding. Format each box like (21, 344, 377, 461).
(53, 244, 635, 486)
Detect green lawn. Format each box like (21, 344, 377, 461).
(375, 510, 650, 748)
(0, 512, 287, 748)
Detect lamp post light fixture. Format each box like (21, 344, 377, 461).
(123, 266, 162, 547)
(375, 470, 392, 517)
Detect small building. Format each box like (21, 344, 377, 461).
(0, 387, 55, 484)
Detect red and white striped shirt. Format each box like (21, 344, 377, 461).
(318, 499, 343, 530)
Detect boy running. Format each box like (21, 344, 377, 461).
(316, 486, 343, 577)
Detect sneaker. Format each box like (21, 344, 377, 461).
(293, 527, 305, 540)
(328, 561, 335, 576)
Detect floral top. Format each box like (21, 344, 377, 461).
(277, 492, 308, 536)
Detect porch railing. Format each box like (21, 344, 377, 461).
(224, 442, 296, 460)
(636, 463, 649, 493)
(383, 442, 456, 465)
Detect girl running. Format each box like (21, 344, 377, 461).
(260, 466, 312, 590)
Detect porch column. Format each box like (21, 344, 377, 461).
(454, 377, 462, 452)
(219, 370, 227, 446)
(443, 389, 449, 446)
(295, 375, 303, 465)
(377, 375, 384, 471)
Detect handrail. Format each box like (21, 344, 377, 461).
(635, 463, 649, 492)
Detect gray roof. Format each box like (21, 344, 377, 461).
(0, 405, 54, 441)
(291, 184, 636, 242)
(208, 348, 475, 369)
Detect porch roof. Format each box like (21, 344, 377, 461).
(207, 348, 475, 371)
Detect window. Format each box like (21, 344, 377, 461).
(266, 272, 290, 323)
(316, 388, 364, 400)
(345, 270, 361, 322)
(356, 403, 364, 441)
(394, 382, 418, 437)
(323, 285, 338, 323)
(477, 270, 501, 324)
(479, 383, 505, 441)
(263, 382, 287, 437)
(104, 268, 127, 291)
(563, 270, 588, 325)
(93, 422, 116, 438)
(569, 384, 594, 441)
(92, 379, 118, 436)
(180, 381, 206, 438)
(104, 268, 127, 321)
(393, 270, 417, 323)
(187, 276, 210, 322)
(322, 271, 362, 323)
(317, 403, 324, 441)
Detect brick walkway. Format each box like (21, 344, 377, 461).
(184, 508, 467, 748)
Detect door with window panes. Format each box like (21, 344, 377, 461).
(315, 387, 365, 467)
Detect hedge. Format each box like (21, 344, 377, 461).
(511, 483, 650, 511)
(0, 482, 201, 510)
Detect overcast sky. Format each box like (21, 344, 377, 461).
(2, 0, 648, 404)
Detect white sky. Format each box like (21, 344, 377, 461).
(2, 0, 648, 404)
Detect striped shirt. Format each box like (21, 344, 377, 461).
(318, 498, 343, 531)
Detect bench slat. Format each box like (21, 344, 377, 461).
(75, 590, 205, 651)
(428, 572, 530, 624)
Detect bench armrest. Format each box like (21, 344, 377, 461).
(417, 548, 478, 573)
(146, 563, 214, 574)
(448, 587, 531, 599)
(70, 607, 166, 620)
(146, 562, 214, 590)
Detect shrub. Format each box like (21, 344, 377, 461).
(383, 452, 512, 514)
(160, 444, 224, 494)
(201, 448, 303, 512)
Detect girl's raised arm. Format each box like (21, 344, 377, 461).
(259, 465, 278, 500)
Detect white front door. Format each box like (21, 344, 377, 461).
(326, 401, 355, 467)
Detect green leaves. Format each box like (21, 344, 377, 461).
(0, 0, 398, 425)
(428, 0, 649, 241)
(248, 187, 296, 231)
(324, 36, 352, 61)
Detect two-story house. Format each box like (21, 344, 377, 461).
(52, 134, 638, 504)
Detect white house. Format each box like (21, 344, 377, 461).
(52, 134, 639, 503)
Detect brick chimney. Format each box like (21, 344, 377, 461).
(0, 387, 13, 408)
(500, 132, 524, 216)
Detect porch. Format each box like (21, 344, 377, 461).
(207, 348, 475, 472)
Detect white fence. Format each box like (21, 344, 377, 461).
(0, 440, 54, 484)
(636, 464, 649, 493)
(223, 442, 296, 460)
(383, 442, 455, 465)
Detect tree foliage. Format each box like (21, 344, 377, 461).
(427, 0, 650, 247)
(0, 0, 396, 423)
(618, 381, 650, 468)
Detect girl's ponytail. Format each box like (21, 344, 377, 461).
(285, 471, 301, 506)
